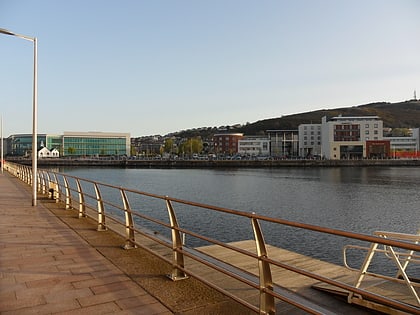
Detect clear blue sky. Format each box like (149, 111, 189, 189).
(1, 0, 419, 137)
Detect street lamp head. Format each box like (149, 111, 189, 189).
(0, 27, 35, 42)
(0, 28, 16, 36)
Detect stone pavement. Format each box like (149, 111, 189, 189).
(0, 172, 172, 314)
(0, 171, 252, 315)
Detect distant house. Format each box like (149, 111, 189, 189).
(38, 147, 60, 158)
(50, 148, 60, 158)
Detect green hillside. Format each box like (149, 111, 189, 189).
(169, 100, 420, 138)
(237, 100, 420, 135)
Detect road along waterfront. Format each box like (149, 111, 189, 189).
(55, 166, 420, 275)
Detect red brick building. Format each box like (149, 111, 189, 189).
(213, 133, 243, 155)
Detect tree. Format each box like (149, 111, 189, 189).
(179, 137, 203, 155)
(67, 147, 76, 155)
(163, 138, 174, 153)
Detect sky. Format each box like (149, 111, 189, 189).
(1, 1, 419, 137)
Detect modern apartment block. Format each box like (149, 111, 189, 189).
(298, 124, 322, 157)
(321, 115, 384, 159)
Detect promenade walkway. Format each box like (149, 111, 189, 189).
(0, 172, 172, 314)
(0, 171, 251, 315)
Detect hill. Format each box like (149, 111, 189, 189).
(168, 100, 420, 139)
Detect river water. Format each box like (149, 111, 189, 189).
(58, 166, 419, 274)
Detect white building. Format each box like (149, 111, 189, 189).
(298, 124, 322, 157)
(238, 136, 270, 156)
(321, 116, 383, 160)
(38, 147, 60, 158)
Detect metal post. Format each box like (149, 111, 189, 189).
(120, 189, 137, 249)
(94, 183, 107, 231)
(251, 217, 275, 315)
(0, 28, 38, 205)
(32, 37, 38, 206)
(166, 198, 188, 281)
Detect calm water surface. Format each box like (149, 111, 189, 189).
(59, 166, 419, 273)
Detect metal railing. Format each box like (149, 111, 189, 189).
(4, 161, 420, 315)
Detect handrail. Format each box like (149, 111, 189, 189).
(4, 161, 420, 315)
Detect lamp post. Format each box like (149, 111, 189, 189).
(0, 28, 38, 206)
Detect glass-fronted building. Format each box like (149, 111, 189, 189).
(7, 134, 46, 157)
(62, 132, 130, 157)
(6, 132, 131, 157)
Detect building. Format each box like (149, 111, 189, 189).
(62, 132, 130, 157)
(298, 124, 322, 158)
(7, 134, 46, 157)
(7, 131, 131, 158)
(321, 116, 384, 159)
(385, 128, 420, 158)
(38, 147, 60, 158)
(213, 133, 243, 155)
(238, 136, 270, 156)
(266, 130, 299, 158)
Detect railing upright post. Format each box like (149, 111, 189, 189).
(36, 169, 40, 192)
(22, 165, 26, 181)
(29, 165, 32, 186)
(251, 217, 275, 315)
(23, 165, 28, 183)
(40, 171, 46, 194)
(120, 189, 137, 249)
(63, 176, 71, 209)
(166, 198, 188, 281)
(94, 183, 107, 231)
(75, 179, 86, 218)
(51, 173, 60, 202)
(26, 165, 31, 185)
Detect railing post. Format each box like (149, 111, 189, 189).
(251, 217, 275, 315)
(36, 169, 41, 192)
(51, 173, 60, 202)
(75, 179, 86, 218)
(63, 176, 71, 209)
(94, 183, 107, 231)
(166, 198, 188, 281)
(40, 171, 46, 194)
(120, 189, 137, 249)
